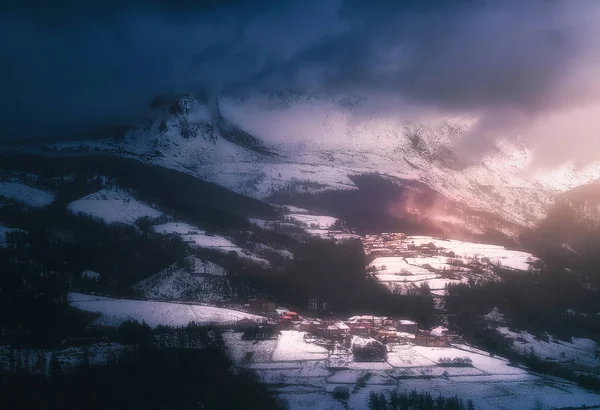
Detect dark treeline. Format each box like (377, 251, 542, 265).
(0, 154, 275, 230)
(367, 390, 474, 410)
(230, 238, 436, 325)
(0, 207, 188, 296)
(446, 267, 600, 343)
(1, 323, 285, 410)
(445, 267, 600, 391)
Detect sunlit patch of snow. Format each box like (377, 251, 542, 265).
(286, 214, 339, 229)
(68, 189, 162, 225)
(369, 257, 464, 291)
(68, 292, 265, 327)
(367, 235, 536, 292)
(0, 182, 54, 207)
(272, 331, 329, 362)
(369, 257, 432, 276)
(408, 236, 536, 271)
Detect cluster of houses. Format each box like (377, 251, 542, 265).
(362, 233, 442, 258)
(241, 299, 457, 350)
(362, 233, 408, 257)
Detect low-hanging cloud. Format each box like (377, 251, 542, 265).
(1, 0, 599, 165)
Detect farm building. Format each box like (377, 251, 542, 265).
(415, 330, 449, 347)
(315, 321, 350, 338)
(347, 315, 388, 327)
(395, 319, 418, 334)
(248, 299, 276, 313)
(346, 322, 371, 336)
(298, 319, 322, 333)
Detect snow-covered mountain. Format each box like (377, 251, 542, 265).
(38, 92, 600, 230)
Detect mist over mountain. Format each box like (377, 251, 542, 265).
(2, 0, 600, 166)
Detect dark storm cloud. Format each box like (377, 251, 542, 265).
(2, 0, 600, 163)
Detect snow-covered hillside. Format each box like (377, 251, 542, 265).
(153, 222, 270, 265)
(68, 189, 163, 225)
(43, 93, 600, 227)
(365, 234, 537, 294)
(497, 326, 600, 371)
(68, 292, 265, 327)
(0, 181, 54, 207)
(135, 256, 233, 301)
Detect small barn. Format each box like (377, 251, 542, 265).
(414, 330, 449, 347)
(248, 299, 276, 313)
(395, 319, 418, 334)
(316, 321, 350, 339)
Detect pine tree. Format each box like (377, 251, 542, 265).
(378, 392, 388, 410)
(389, 390, 400, 410)
(49, 351, 62, 378)
(35, 350, 47, 377)
(23, 349, 30, 375)
(8, 346, 15, 373)
(81, 344, 90, 369)
(368, 391, 379, 410)
(15, 349, 22, 374)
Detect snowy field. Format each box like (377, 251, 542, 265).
(153, 222, 270, 264)
(369, 256, 465, 291)
(68, 189, 162, 225)
(154, 222, 241, 251)
(272, 331, 330, 362)
(369, 257, 435, 276)
(497, 327, 600, 370)
(0, 181, 54, 207)
(408, 236, 537, 271)
(286, 214, 339, 229)
(68, 293, 265, 327)
(366, 235, 538, 292)
(221, 330, 600, 409)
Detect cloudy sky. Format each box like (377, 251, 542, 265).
(2, 0, 600, 164)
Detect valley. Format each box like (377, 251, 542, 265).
(1, 104, 600, 409)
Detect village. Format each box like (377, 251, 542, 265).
(221, 297, 598, 409)
(239, 298, 458, 362)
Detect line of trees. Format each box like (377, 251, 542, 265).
(0, 323, 286, 410)
(367, 390, 474, 410)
